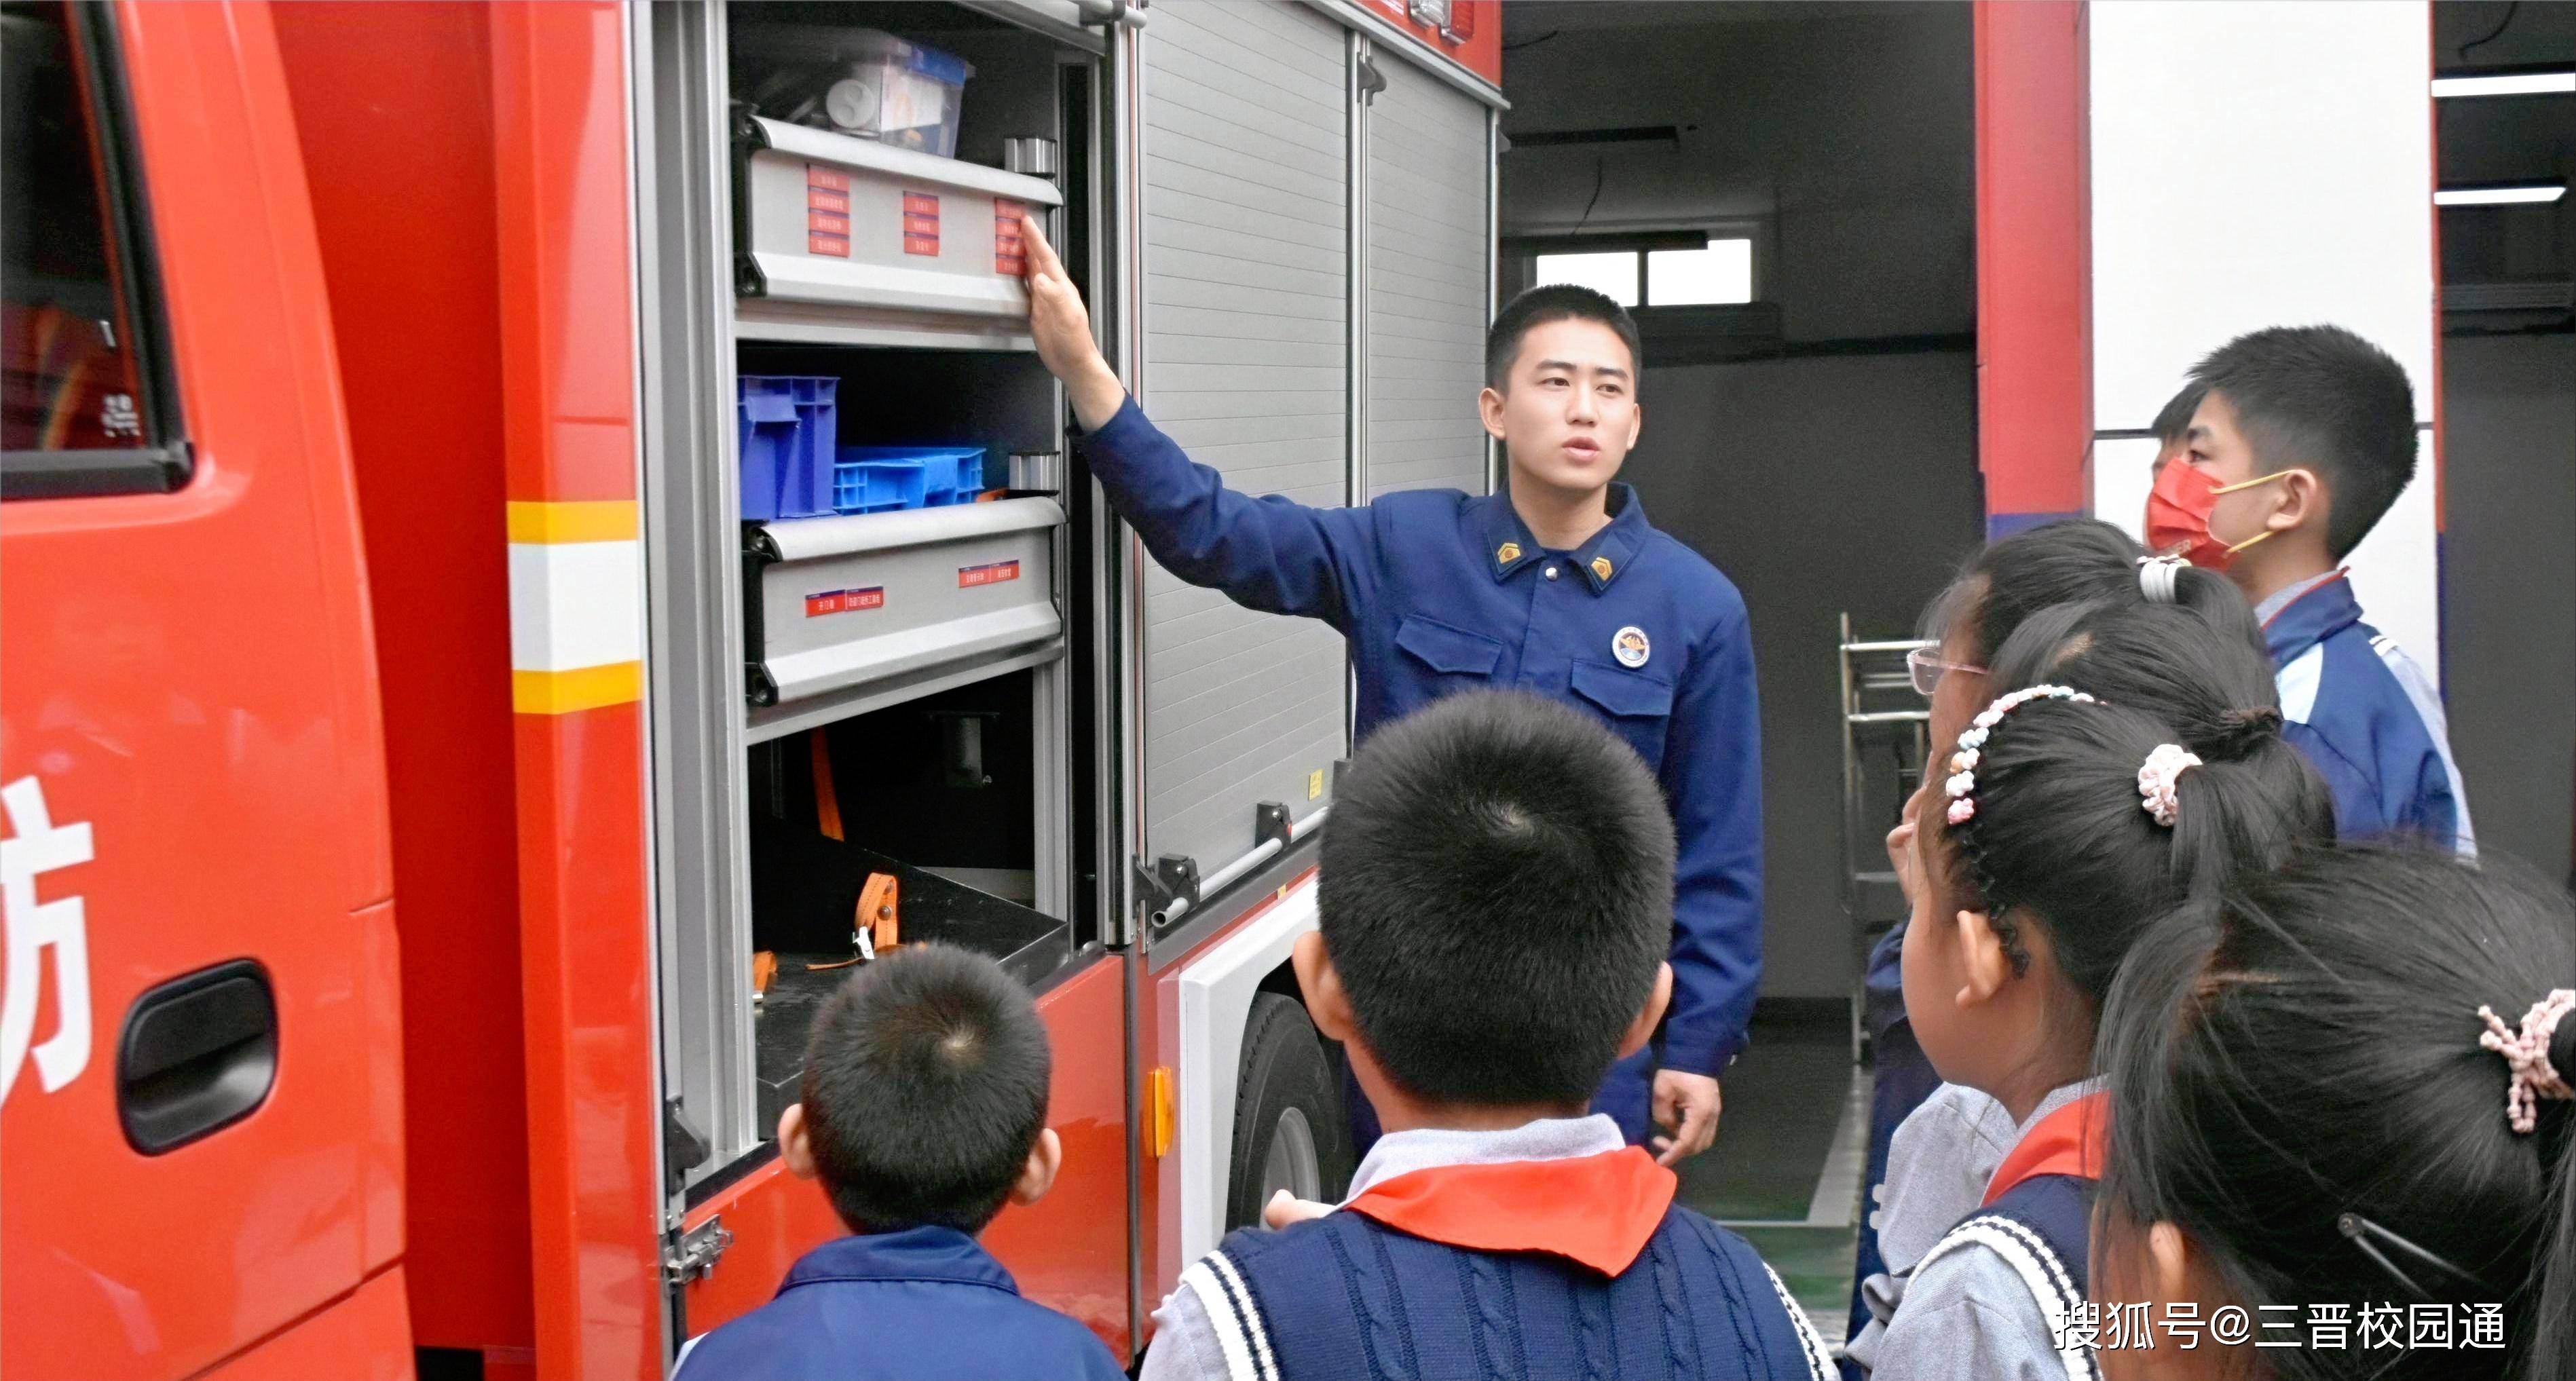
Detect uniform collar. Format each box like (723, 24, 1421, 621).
(1473, 485, 1652, 594)
(2259, 569, 2362, 665)
(1337, 1114, 1675, 1276)
(779, 1226, 1020, 1297)
(1981, 1086, 2108, 1206)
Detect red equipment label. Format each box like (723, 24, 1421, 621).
(903, 191, 940, 257)
(807, 165, 851, 257)
(805, 587, 886, 618)
(994, 199, 1026, 276)
(957, 561, 1021, 588)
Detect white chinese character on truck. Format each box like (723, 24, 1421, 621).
(1, 776, 94, 1103)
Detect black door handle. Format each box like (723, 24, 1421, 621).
(116, 960, 277, 1154)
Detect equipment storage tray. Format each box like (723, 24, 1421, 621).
(734, 115, 1063, 346)
(743, 496, 1063, 738)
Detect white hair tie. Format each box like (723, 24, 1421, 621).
(2137, 743, 2203, 827)
(2137, 554, 2189, 605)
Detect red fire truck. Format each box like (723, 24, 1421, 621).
(0, 1, 1503, 1376)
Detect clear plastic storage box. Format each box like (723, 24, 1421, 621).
(824, 31, 973, 159)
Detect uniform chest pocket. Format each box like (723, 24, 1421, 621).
(1569, 658, 1677, 768)
(1395, 614, 1505, 678)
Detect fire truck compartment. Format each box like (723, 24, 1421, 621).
(745, 669, 1066, 1129)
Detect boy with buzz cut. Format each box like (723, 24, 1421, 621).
(2143, 324, 2473, 852)
(1139, 691, 1835, 1381)
(675, 945, 1125, 1381)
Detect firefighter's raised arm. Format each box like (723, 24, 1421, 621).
(1016, 210, 1380, 633)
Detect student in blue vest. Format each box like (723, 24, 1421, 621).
(1018, 215, 1754, 1164)
(1140, 691, 1833, 1381)
(2144, 325, 2473, 852)
(675, 945, 1125, 1381)
(1852, 601, 2328, 1379)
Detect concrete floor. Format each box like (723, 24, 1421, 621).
(1672, 1022, 1867, 1349)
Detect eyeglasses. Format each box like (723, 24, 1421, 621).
(1906, 646, 1987, 698)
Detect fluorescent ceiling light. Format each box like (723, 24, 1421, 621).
(2431, 72, 2576, 98)
(2435, 184, 2568, 206)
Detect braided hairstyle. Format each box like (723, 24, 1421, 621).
(1928, 600, 2331, 1007)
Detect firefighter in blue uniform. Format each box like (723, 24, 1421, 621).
(1019, 216, 1759, 1164)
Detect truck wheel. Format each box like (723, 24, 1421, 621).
(1225, 993, 1351, 1230)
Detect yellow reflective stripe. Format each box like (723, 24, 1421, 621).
(506, 499, 640, 544)
(512, 662, 643, 714)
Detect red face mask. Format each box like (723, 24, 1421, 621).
(2144, 461, 2292, 569)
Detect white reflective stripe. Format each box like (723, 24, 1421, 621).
(2275, 643, 2324, 725)
(1759, 1260, 1839, 1380)
(507, 539, 643, 673)
(1205, 1249, 1279, 1381)
(2371, 635, 2478, 854)
(1914, 1219, 2099, 1381)
(1180, 1260, 1268, 1381)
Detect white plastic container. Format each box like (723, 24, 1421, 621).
(824, 30, 973, 159)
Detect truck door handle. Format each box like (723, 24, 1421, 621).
(116, 960, 278, 1154)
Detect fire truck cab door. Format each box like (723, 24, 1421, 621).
(1, 3, 404, 1377)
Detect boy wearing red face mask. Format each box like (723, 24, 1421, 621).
(2142, 325, 2473, 852)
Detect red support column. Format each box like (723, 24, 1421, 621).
(1975, 0, 2091, 537)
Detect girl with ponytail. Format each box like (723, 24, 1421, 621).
(2094, 847, 2576, 1381)
(1859, 607, 2328, 1380)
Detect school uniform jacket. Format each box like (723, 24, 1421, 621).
(674, 1226, 1127, 1381)
(2261, 572, 2474, 853)
(1078, 399, 1765, 1081)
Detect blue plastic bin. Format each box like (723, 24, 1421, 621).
(737, 377, 839, 521)
(834, 446, 986, 514)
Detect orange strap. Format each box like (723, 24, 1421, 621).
(1343, 1147, 1676, 1276)
(1982, 1091, 2110, 1206)
(811, 729, 844, 841)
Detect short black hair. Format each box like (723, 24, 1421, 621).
(2150, 382, 2205, 449)
(798, 943, 1051, 1235)
(1485, 283, 1642, 391)
(1319, 691, 1673, 1108)
(2099, 848, 2576, 1380)
(2185, 325, 2416, 559)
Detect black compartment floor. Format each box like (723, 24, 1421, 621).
(755, 953, 863, 1132)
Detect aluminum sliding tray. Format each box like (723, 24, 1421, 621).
(743, 496, 1064, 743)
(734, 115, 1065, 347)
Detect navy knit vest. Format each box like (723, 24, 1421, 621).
(1911, 1174, 2098, 1381)
(1190, 1204, 1832, 1381)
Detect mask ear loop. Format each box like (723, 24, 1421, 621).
(2208, 470, 2305, 554)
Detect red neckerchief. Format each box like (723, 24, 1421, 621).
(1982, 1090, 2110, 1206)
(1342, 1146, 1677, 1276)
(2258, 568, 2351, 632)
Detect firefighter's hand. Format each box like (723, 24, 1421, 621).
(1262, 1188, 1332, 1230)
(1649, 1069, 1721, 1166)
(1019, 210, 1124, 431)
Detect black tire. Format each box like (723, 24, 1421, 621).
(1225, 993, 1354, 1230)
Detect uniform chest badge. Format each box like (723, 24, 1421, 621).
(1612, 626, 1651, 668)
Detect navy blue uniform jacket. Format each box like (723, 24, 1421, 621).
(674, 1227, 1126, 1381)
(2265, 573, 2473, 853)
(1080, 398, 1763, 1077)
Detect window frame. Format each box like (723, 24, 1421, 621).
(1, 1, 190, 500)
(1510, 224, 1765, 310)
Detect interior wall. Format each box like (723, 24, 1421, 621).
(1621, 352, 1981, 1000)
(2440, 333, 2576, 879)
(1500, 3, 1973, 341)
